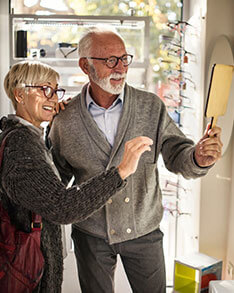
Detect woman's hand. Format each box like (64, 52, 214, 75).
(117, 136, 153, 180)
(55, 97, 72, 113)
(49, 98, 72, 127)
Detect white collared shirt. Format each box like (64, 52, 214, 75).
(86, 85, 124, 147)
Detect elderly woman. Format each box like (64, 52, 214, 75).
(0, 61, 152, 292)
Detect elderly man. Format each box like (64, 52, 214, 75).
(50, 27, 222, 293)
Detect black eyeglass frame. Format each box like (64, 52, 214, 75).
(85, 54, 134, 68)
(25, 85, 66, 101)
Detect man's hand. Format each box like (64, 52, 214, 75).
(194, 124, 223, 167)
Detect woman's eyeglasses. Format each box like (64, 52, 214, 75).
(25, 85, 66, 101)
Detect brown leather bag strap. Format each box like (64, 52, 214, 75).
(0, 130, 42, 232)
(31, 214, 43, 231)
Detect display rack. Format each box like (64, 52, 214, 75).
(157, 17, 203, 286)
(9, 14, 150, 96)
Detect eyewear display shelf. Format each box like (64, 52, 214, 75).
(9, 14, 150, 95)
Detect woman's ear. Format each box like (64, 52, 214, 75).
(14, 88, 25, 105)
(79, 58, 90, 75)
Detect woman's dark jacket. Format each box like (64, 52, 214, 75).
(0, 116, 125, 292)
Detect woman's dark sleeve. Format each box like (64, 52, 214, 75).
(2, 130, 126, 224)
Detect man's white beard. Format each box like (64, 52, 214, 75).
(90, 65, 126, 95)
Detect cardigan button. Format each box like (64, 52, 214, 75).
(124, 197, 130, 203)
(126, 228, 132, 234)
(107, 199, 112, 204)
(110, 229, 115, 235)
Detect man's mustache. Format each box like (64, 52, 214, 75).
(109, 73, 127, 79)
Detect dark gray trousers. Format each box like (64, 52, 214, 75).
(71, 227, 166, 293)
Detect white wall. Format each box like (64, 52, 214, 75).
(0, 0, 11, 116)
(199, 0, 234, 279)
(226, 130, 234, 278)
(183, 0, 234, 280)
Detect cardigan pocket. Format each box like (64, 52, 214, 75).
(144, 163, 157, 194)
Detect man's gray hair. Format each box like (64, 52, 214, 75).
(78, 26, 124, 58)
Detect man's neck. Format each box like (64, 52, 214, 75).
(89, 84, 119, 109)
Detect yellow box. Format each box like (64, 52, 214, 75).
(174, 253, 222, 293)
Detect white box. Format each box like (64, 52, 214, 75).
(209, 280, 234, 293)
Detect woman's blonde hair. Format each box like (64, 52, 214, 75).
(4, 61, 60, 110)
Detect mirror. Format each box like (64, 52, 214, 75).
(206, 35, 234, 154)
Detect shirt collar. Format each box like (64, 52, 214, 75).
(8, 114, 44, 137)
(86, 83, 124, 110)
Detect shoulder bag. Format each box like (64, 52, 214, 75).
(0, 130, 45, 292)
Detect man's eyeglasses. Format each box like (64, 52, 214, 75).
(85, 54, 133, 69)
(25, 85, 66, 101)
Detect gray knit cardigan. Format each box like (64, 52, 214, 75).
(50, 83, 210, 245)
(0, 116, 125, 292)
